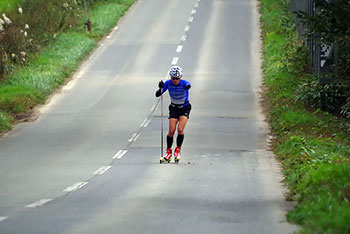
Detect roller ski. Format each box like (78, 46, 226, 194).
(160, 148, 172, 164)
(174, 147, 181, 164)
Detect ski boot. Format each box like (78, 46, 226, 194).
(160, 148, 172, 164)
(174, 147, 181, 164)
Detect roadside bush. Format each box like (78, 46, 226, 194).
(260, 0, 350, 233)
(296, 77, 350, 117)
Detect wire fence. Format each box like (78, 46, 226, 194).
(290, 0, 337, 84)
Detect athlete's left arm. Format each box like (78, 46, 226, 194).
(184, 81, 191, 90)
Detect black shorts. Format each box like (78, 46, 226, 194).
(169, 104, 192, 119)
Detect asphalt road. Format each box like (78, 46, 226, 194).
(0, 0, 297, 233)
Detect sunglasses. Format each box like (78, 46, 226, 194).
(171, 77, 180, 80)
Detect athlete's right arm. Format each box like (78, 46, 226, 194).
(155, 80, 165, 97)
(155, 89, 162, 97)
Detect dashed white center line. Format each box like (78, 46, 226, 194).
(188, 16, 194, 22)
(93, 166, 112, 175)
(26, 199, 53, 208)
(176, 45, 183, 53)
(185, 26, 190, 32)
(144, 119, 151, 128)
(64, 182, 88, 192)
(194, 3, 199, 8)
(128, 133, 137, 142)
(140, 118, 148, 127)
(113, 150, 128, 159)
(171, 57, 179, 65)
(181, 35, 187, 42)
(0, 217, 8, 222)
(191, 9, 197, 15)
(134, 133, 140, 142)
(150, 102, 158, 112)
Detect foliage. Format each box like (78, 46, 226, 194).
(294, 0, 350, 117)
(0, 0, 134, 131)
(260, 0, 350, 232)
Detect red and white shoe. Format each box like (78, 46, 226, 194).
(174, 147, 181, 163)
(160, 148, 172, 163)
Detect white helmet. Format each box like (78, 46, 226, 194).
(169, 66, 183, 78)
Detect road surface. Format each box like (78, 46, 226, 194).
(0, 0, 297, 233)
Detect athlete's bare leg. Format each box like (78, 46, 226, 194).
(177, 116, 188, 135)
(168, 118, 178, 137)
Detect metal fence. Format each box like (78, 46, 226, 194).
(290, 0, 337, 84)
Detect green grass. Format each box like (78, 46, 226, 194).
(0, 0, 134, 131)
(260, 0, 350, 233)
(0, 0, 23, 12)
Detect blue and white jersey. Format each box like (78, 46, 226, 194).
(162, 79, 190, 105)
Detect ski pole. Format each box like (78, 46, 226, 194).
(160, 90, 164, 158)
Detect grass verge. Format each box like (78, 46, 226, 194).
(259, 0, 350, 233)
(0, 0, 23, 12)
(0, 0, 134, 131)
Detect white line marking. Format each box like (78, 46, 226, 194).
(194, 3, 199, 8)
(150, 102, 157, 112)
(128, 133, 137, 142)
(26, 199, 53, 208)
(140, 118, 148, 127)
(93, 166, 112, 175)
(181, 35, 187, 42)
(176, 45, 183, 53)
(64, 182, 88, 192)
(191, 9, 197, 15)
(188, 16, 194, 22)
(134, 133, 140, 142)
(0, 217, 8, 222)
(144, 119, 151, 127)
(114, 26, 119, 30)
(171, 57, 179, 65)
(107, 35, 112, 39)
(185, 26, 190, 32)
(113, 150, 128, 159)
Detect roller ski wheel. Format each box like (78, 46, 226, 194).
(160, 148, 172, 164)
(160, 157, 170, 164)
(174, 147, 181, 164)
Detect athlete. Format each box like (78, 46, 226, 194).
(155, 66, 191, 163)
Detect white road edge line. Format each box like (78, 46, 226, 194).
(171, 57, 179, 65)
(185, 26, 190, 32)
(26, 199, 53, 208)
(176, 45, 183, 53)
(188, 16, 194, 22)
(0, 217, 8, 222)
(181, 35, 187, 42)
(191, 9, 197, 15)
(93, 166, 112, 175)
(113, 150, 128, 159)
(64, 182, 88, 192)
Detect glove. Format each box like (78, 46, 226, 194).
(158, 80, 164, 89)
(185, 84, 191, 90)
